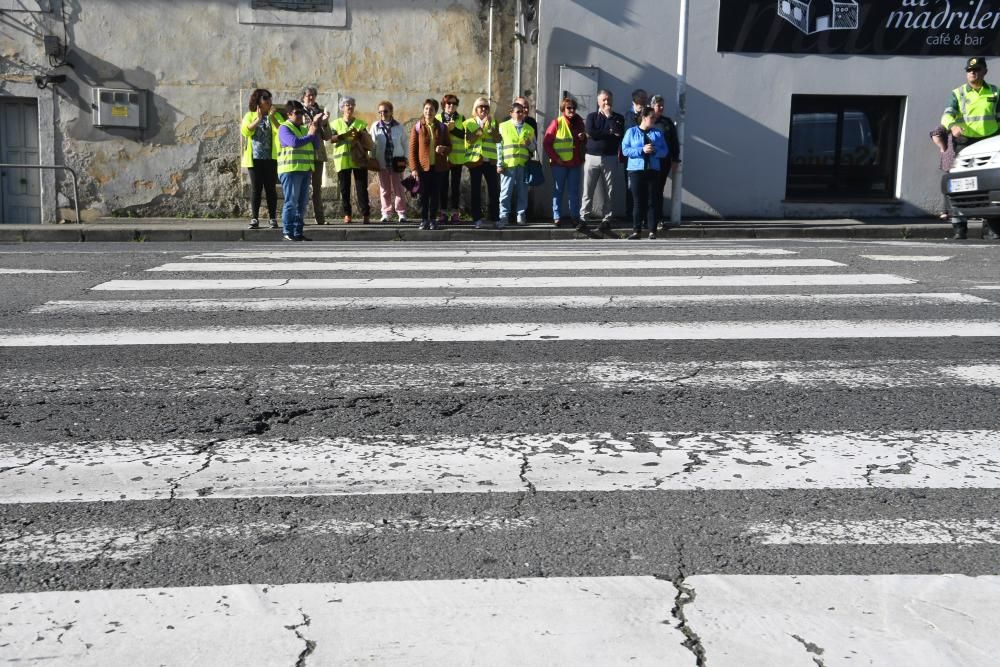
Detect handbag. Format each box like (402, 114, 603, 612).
(524, 159, 545, 187)
(401, 174, 420, 197)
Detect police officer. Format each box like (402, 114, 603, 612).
(941, 56, 1000, 239)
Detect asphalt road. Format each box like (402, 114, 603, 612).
(2, 238, 999, 664)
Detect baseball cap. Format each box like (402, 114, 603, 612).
(966, 56, 986, 71)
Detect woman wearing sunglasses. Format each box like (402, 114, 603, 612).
(240, 88, 284, 230)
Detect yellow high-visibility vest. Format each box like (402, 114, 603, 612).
(942, 83, 1000, 139)
(498, 120, 534, 168)
(277, 121, 315, 174)
(463, 118, 499, 163)
(331, 117, 368, 171)
(437, 112, 468, 165)
(552, 116, 575, 162)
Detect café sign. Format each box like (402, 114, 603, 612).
(718, 0, 1000, 55)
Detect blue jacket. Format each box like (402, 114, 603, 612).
(621, 125, 669, 171)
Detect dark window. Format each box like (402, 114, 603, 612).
(251, 0, 333, 11)
(786, 95, 903, 200)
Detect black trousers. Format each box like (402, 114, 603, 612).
(247, 159, 277, 221)
(337, 168, 370, 217)
(439, 164, 463, 212)
(468, 162, 500, 222)
(628, 169, 658, 232)
(417, 170, 442, 221)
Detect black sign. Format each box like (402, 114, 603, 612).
(718, 0, 1000, 55)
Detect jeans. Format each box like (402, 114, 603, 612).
(247, 158, 277, 221)
(468, 162, 500, 222)
(279, 170, 311, 238)
(550, 164, 582, 221)
(628, 169, 658, 232)
(499, 165, 527, 222)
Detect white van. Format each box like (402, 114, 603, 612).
(944, 135, 1000, 238)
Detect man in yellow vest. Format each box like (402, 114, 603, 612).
(277, 100, 326, 241)
(941, 56, 1000, 239)
(496, 101, 536, 228)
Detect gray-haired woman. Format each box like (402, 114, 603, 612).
(301, 86, 333, 225)
(330, 96, 372, 223)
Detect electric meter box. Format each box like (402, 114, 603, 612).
(92, 88, 147, 129)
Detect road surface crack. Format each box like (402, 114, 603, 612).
(284, 610, 316, 667)
(166, 438, 224, 500)
(790, 633, 826, 666)
(668, 573, 707, 666)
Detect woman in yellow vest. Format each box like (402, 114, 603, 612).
(436, 94, 467, 223)
(330, 97, 372, 224)
(542, 97, 587, 229)
(277, 100, 326, 241)
(240, 89, 284, 230)
(464, 97, 501, 229)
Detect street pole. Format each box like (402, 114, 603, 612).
(670, 0, 689, 226)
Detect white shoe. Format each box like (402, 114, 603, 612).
(398, 215, 407, 223)
(380, 216, 390, 223)
(474, 220, 483, 229)
(516, 215, 527, 225)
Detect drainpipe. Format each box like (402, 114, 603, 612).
(670, 0, 689, 226)
(514, 0, 522, 97)
(487, 0, 494, 104)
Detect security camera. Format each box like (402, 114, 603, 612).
(33, 73, 67, 89)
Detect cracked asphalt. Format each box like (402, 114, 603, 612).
(2, 240, 1000, 663)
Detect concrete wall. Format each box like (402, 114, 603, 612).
(536, 0, 959, 219)
(0, 0, 517, 221)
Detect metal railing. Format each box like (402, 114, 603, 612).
(0, 163, 80, 224)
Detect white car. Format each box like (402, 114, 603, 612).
(944, 134, 1000, 232)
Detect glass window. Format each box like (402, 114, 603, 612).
(786, 95, 903, 200)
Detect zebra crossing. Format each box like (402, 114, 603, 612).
(2, 240, 999, 665)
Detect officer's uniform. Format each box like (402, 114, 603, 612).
(941, 56, 1000, 239)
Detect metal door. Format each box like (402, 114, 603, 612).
(558, 65, 600, 115)
(0, 99, 41, 224)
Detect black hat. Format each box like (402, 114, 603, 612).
(966, 56, 987, 71)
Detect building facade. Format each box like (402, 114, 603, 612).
(1, 0, 996, 222)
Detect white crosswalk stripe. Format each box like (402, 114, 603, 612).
(4, 241, 999, 663)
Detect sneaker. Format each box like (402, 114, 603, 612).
(247, 219, 260, 230)
(516, 215, 527, 225)
(315, 220, 325, 226)
(474, 219, 483, 229)
(380, 216, 390, 223)
(648, 232, 657, 240)
(494, 220, 505, 230)
(553, 218, 563, 228)
(268, 219, 279, 229)
(398, 215, 407, 223)
(627, 232, 641, 240)
(282, 234, 294, 241)
(295, 235, 311, 242)
(429, 221, 439, 231)
(419, 220, 429, 230)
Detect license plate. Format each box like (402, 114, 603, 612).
(949, 176, 978, 193)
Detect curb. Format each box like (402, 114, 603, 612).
(0, 222, 978, 243)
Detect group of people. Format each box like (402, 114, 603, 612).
(545, 88, 680, 239)
(240, 86, 679, 239)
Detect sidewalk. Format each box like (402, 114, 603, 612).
(0, 217, 985, 243)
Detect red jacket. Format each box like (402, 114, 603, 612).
(543, 114, 587, 167)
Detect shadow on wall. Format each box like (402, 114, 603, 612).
(543, 10, 793, 218)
